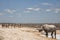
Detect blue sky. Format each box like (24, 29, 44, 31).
(0, 0, 60, 23)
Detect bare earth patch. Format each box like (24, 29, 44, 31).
(56, 30, 60, 34)
(0, 27, 56, 40)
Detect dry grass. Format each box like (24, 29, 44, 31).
(0, 27, 56, 40)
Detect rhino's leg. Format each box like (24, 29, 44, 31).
(46, 32, 48, 37)
(51, 32, 53, 38)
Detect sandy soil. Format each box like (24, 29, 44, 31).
(56, 30, 60, 34)
(0, 27, 56, 40)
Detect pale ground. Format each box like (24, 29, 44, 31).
(0, 27, 56, 40)
(56, 30, 60, 34)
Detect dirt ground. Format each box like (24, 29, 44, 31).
(0, 27, 56, 40)
(56, 30, 60, 34)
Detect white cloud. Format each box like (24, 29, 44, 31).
(24, 7, 41, 13)
(54, 8, 60, 13)
(41, 3, 52, 6)
(45, 9, 52, 12)
(26, 8, 40, 11)
(26, 8, 33, 10)
(33, 8, 40, 11)
(4, 9, 16, 14)
(24, 7, 60, 13)
(45, 8, 60, 13)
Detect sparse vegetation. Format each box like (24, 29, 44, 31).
(0, 27, 56, 40)
(0, 23, 59, 40)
